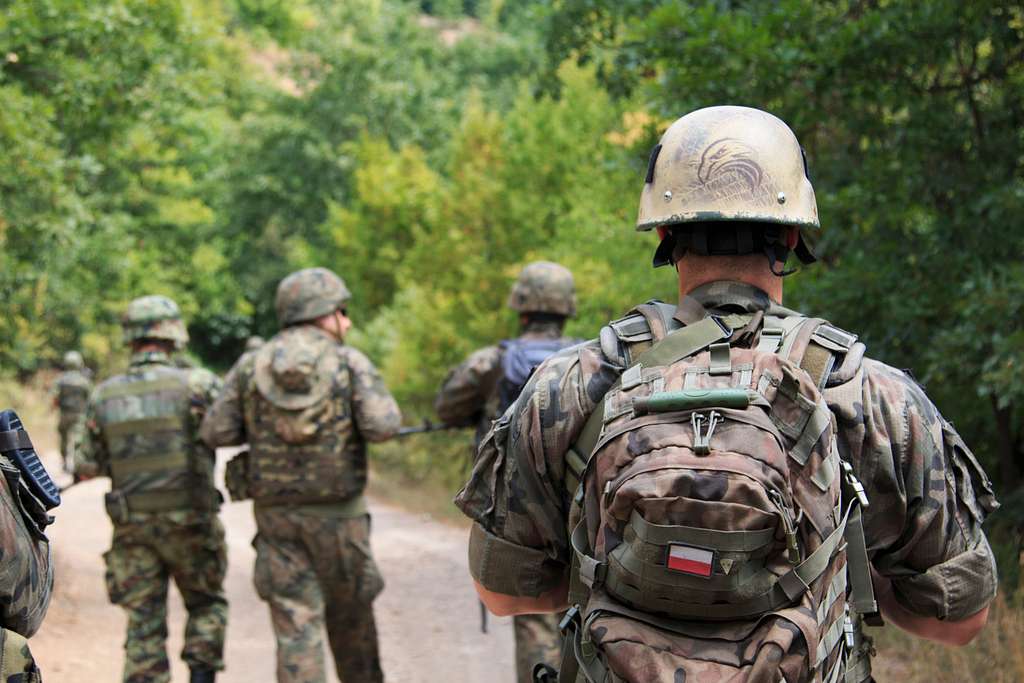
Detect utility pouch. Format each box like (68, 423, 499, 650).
(0, 627, 41, 682)
(225, 450, 252, 502)
(104, 490, 129, 524)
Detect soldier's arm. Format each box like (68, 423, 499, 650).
(0, 461, 52, 636)
(199, 360, 246, 448)
(829, 359, 998, 644)
(347, 348, 401, 442)
(434, 347, 502, 427)
(456, 342, 619, 613)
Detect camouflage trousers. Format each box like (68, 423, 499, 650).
(0, 628, 41, 683)
(103, 514, 228, 683)
(514, 613, 563, 683)
(253, 507, 385, 683)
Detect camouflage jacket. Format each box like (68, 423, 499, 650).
(0, 456, 52, 637)
(435, 321, 575, 445)
(77, 350, 223, 524)
(199, 324, 401, 509)
(455, 281, 999, 622)
(54, 370, 92, 424)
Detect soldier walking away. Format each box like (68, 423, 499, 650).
(0, 411, 57, 681)
(436, 261, 579, 683)
(53, 350, 92, 475)
(200, 267, 401, 683)
(456, 106, 998, 682)
(76, 295, 227, 683)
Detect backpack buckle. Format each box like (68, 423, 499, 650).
(841, 460, 870, 508)
(691, 411, 721, 455)
(558, 604, 582, 635)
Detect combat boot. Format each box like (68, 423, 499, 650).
(189, 668, 216, 683)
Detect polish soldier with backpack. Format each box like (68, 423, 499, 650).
(456, 106, 998, 682)
(76, 295, 227, 683)
(436, 261, 579, 683)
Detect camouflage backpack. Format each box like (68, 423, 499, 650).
(559, 302, 877, 683)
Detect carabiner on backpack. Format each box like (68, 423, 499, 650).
(690, 411, 721, 456)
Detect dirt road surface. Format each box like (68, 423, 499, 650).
(30, 450, 515, 682)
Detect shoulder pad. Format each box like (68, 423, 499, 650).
(600, 312, 653, 368)
(608, 313, 653, 344)
(807, 322, 865, 388)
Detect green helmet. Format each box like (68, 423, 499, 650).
(507, 261, 576, 317)
(122, 295, 189, 349)
(245, 335, 265, 351)
(63, 350, 84, 370)
(275, 267, 352, 327)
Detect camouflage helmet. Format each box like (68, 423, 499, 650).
(245, 335, 265, 351)
(275, 267, 352, 327)
(122, 295, 189, 349)
(507, 261, 576, 317)
(62, 350, 84, 370)
(637, 106, 818, 232)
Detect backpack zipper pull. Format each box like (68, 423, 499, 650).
(690, 410, 721, 455)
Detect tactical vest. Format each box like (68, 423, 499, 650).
(246, 334, 365, 506)
(56, 373, 91, 418)
(95, 365, 217, 519)
(559, 301, 876, 683)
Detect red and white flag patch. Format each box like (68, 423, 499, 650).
(666, 544, 714, 577)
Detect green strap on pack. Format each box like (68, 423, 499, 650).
(109, 451, 188, 481)
(632, 389, 750, 416)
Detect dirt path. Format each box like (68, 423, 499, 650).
(30, 450, 515, 682)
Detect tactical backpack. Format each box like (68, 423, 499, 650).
(497, 338, 580, 415)
(559, 302, 877, 683)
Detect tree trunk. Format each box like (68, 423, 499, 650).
(992, 397, 1018, 488)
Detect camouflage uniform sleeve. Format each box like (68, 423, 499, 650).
(74, 391, 105, 478)
(0, 458, 52, 636)
(345, 348, 401, 443)
(826, 358, 999, 621)
(455, 341, 620, 597)
(199, 359, 246, 448)
(434, 346, 502, 427)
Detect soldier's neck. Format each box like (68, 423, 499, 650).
(676, 254, 783, 304)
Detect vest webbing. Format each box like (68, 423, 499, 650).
(99, 371, 213, 514)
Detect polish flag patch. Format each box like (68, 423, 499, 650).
(666, 544, 714, 577)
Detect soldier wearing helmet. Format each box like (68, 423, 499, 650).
(53, 350, 92, 475)
(456, 107, 997, 682)
(201, 267, 401, 683)
(76, 295, 227, 683)
(436, 261, 578, 682)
